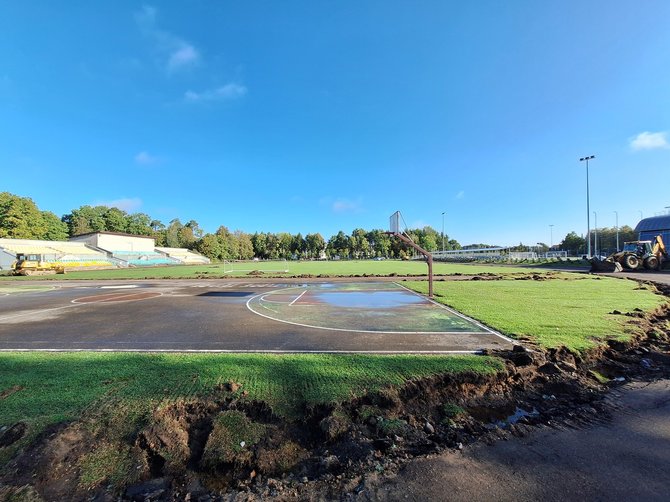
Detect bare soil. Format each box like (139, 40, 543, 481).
(1, 284, 669, 501)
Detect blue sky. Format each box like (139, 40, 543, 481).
(1, 1, 669, 246)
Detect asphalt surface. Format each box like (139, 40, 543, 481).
(0, 279, 512, 353)
(377, 379, 670, 501)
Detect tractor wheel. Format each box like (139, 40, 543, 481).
(624, 254, 640, 270)
(644, 256, 659, 270)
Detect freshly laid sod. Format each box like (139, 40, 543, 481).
(406, 276, 666, 351)
(0, 260, 548, 281)
(0, 352, 503, 461)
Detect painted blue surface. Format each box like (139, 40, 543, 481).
(315, 291, 425, 309)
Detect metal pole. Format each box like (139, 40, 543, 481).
(594, 211, 598, 257)
(614, 211, 619, 252)
(549, 224, 554, 249)
(639, 210, 643, 220)
(441, 212, 445, 252)
(580, 156, 595, 258)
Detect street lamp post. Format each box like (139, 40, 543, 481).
(639, 210, 643, 220)
(579, 155, 595, 258)
(441, 212, 445, 252)
(614, 211, 619, 252)
(594, 211, 598, 257)
(549, 224, 554, 249)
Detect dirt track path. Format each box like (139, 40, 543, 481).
(373, 379, 670, 501)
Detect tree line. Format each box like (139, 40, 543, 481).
(0, 192, 462, 261)
(2, 191, 639, 261)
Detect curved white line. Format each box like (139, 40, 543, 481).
(246, 289, 495, 336)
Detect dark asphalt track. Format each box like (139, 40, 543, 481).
(0, 279, 513, 353)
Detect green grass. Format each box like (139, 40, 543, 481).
(406, 276, 666, 351)
(0, 260, 548, 281)
(0, 352, 503, 459)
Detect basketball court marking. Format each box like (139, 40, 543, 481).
(247, 282, 510, 340)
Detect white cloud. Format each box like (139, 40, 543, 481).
(630, 131, 669, 151)
(135, 5, 200, 73)
(97, 198, 143, 212)
(331, 198, 363, 214)
(456, 190, 465, 200)
(184, 83, 247, 102)
(134, 151, 158, 165)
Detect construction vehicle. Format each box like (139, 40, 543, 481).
(11, 253, 65, 276)
(590, 235, 668, 272)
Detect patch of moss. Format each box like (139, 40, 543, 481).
(78, 442, 145, 490)
(378, 418, 408, 436)
(588, 370, 610, 384)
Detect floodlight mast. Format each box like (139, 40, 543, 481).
(387, 211, 434, 298)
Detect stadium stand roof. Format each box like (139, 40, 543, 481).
(69, 231, 154, 240)
(635, 215, 670, 233)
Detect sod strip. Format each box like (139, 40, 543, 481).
(405, 277, 666, 351)
(0, 353, 503, 430)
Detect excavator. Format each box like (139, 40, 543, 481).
(590, 235, 669, 272)
(11, 253, 65, 276)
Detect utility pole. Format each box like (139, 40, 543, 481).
(549, 224, 554, 249)
(441, 212, 445, 252)
(614, 211, 619, 252)
(579, 156, 595, 258)
(594, 211, 598, 257)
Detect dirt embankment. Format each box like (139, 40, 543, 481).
(1, 301, 669, 501)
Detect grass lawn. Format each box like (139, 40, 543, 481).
(0, 352, 503, 463)
(0, 260, 548, 281)
(406, 276, 666, 351)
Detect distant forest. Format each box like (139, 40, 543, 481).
(0, 192, 635, 260)
(0, 192, 461, 261)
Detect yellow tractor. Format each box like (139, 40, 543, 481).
(12, 253, 65, 276)
(591, 235, 668, 272)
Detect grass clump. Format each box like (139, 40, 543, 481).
(77, 443, 145, 490)
(378, 418, 408, 436)
(406, 276, 666, 351)
(442, 402, 467, 419)
(201, 411, 266, 469)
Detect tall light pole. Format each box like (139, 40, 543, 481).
(614, 211, 619, 252)
(594, 211, 598, 257)
(441, 212, 445, 252)
(579, 155, 595, 258)
(549, 224, 554, 249)
(639, 210, 643, 220)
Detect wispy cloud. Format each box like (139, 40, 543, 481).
(134, 151, 159, 165)
(630, 131, 669, 151)
(456, 190, 465, 200)
(184, 83, 247, 103)
(96, 197, 143, 212)
(331, 197, 363, 214)
(135, 5, 200, 73)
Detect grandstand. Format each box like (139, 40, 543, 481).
(0, 232, 210, 271)
(0, 238, 118, 271)
(155, 247, 210, 264)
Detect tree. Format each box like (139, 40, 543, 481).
(42, 211, 69, 240)
(62, 205, 107, 236)
(194, 233, 222, 260)
(0, 192, 47, 239)
(305, 233, 325, 259)
(560, 232, 587, 256)
(165, 219, 183, 248)
(126, 213, 153, 236)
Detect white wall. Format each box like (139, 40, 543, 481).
(70, 233, 155, 252)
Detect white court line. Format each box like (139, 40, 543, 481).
(0, 304, 78, 322)
(0, 348, 483, 354)
(71, 291, 163, 304)
(100, 285, 138, 289)
(289, 290, 307, 306)
(246, 287, 497, 336)
(393, 282, 515, 344)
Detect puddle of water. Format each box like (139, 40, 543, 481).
(314, 291, 425, 309)
(468, 404, 539, 429)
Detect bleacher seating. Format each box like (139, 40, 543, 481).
(155, 247, 210, 264)
(110, 250, 181, 267)
(0, 238, 117, 270)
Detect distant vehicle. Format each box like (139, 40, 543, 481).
(12, 253, 65, 276)
(590, 235, 668, 272)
